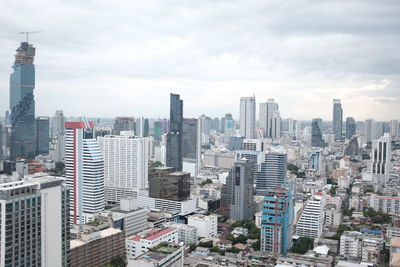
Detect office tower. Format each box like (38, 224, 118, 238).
(112, 117, 135, 135)
(65, 120, 105, 225)
(224, 113, 235, 137)
(166, 93, 183, 171)
(240, 96, 256, 139)
(36, 116, 49, 155)
(9, 42, 36, 160)
(52, 110, 65, 139)
(228, 136, 244, 150)
(149, 167, 190, 201)
(332, 99, 343, 141)
(259, 98, 280, 138)
(211, 117, 220, 132)
(154, 120, 163, 140)
(346, 117, 356, 139)
(390, 120, 399, 138)
(220, 117, 226, 133)
(182, 118, 198, 160)
(287, 118, 294, 136)
(256, 150, 287, 196)
(345, 136, 359, 156)
(135, 117, 149, 137)
(98, 132, 149, 203)
(199, 115, 211, 135)
(0, 123, 3, 155)
(371, 133, 392, 184)
(295, 121, 302, 140)
(4, 110, 10, 125)
(309, 151, 323, 174)
(161, 119, 169, 134)
(296, 197, 324, 238)
(311, 118, 327, 147)
(260, 187, 293, 255)
(374, 122, 384, 140)
(0, 177, 70, 267)
(221, 159, 254, 220)
(365, 119, 375, 143)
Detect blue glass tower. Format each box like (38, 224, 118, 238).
(10, 42, 36, 160)
(166, 93, 183, 171)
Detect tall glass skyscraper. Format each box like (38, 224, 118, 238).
(346, 117, 356, 139)
(166, 93, 183, 171)
(332, 99, 343, 141)
(10, 42, 36, 160)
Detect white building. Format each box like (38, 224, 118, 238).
(390, 119, 399, 138)
(370, 194, 400, 213)
(98, 132, 149, 203)
(324, 207, 342, 227)
(65, 120, 105, 225)
(127, 243, 184, 267)
(259, 98, 280, 139)
(165, 222, 198, 244)
(340, 231, 363, 261)
(243, 139, 263, 151)
(240, 96, 256, 139)
(188, 214, 218, 238)
(296, 198, 324, 238)
(134, 195, 197, 216)
(126, 227, 178, 259)
(370, 133, 392, 184)
(338, 176, 351, 189)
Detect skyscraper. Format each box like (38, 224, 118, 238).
(154, 120, 163, 140)
(259, 98, 280, 138)
(0, 177, 70, 267)
(370, 133, 392, 184)
(287, 118, 294, 136)
(112, 117, 135, 135)
(311, 118, 327, 147)
(240, 96, 256, 139)
(256, 150, 287, 196)
(365, 119, 375, 143)
(36, 116, 49, 155)
(332, 99, 343, 141)
(346, 117, 356, 139)
(260, 187, 293, 255)
(10, 42, 36, 160)
(98, 132, 149, 203)
(65, 120, 105, 225)
(221, 158, 254, 221)
(390, 120, 399, 138)
(166, 93, 183, 171)
(182, 118, 198, 160)
(51, 110, 65, 139)
(135, 117, 149, 137)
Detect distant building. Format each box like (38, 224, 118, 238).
(113, 117, 135, 135)
(390, 120, 399, 138)
(365, 119, 375, 143)
(333, 99, 343, 141)
(259, 98, 280, 138)
(149, 167, 190, 201)
(240, 96, 256, 139)
(311, 118, 327, 147)
(345, 136, 359, 156)
(346, 117, 356, 139)
(166, 93, 183, 171)
(36, 116, 49, 155)
(182, 118, 198, 160)
(370, 133, 392, 184)
(256, 151, 287, 196)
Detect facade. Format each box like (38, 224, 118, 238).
(256, 151, 287, 196)
(365, 119, 374, 143)
(296, 198, 324, 238)
(260, 187, 294, 255)
(311, 118, 327, 147)
(259, 98, 280, 138)
(239, 96, 256, 139)
(345, 136, 359, 156)
(166, 93, 183, 171)
(182, 118, 198, 160)
(36, 116, 49, 155)
(370, 133, 392, 184)
(346, 117, 356, 139)
(126, 227, 179, 259)
(98, 133, 149, 203)
(112, 117, 135, 135)
(149, 167, 190, 201)
(134, 195, 196, 216)
(110, 199, 148, 237)
(370, 194, 400, 213)
(165, 222, 198, 244)
(221, 159, 254, 220)
(65, 120, 105, 225)
(333, 99, 343, 141)
(0, 177, 70, 267)
(340, 231, 363, 261)
(51, 110, 65, 138)
(10, 42, 36, 160)
(70, 228, 125, 267)
(390, 119, 399, 138)
(203, 151, 235, 169)
(187, 214, 217, 238)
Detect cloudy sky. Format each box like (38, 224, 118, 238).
(0, 0, 399, 121)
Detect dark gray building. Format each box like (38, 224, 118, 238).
(0, 123, 3, 156)
(149, 167, 190, 201)
(220, 159, 254, 221)
(182, 118, 198, 160)
(346, 117, 356, 139)
(256, 151, 287, 195)
(166, 94, 183, 171)
(10, 42, 37, 160)
(345, 136, 359, 156)
(332, 99, 343, 141)
(311, 118, 327, 147)
(112, 117, 135, 135)
(36, 116, 49, 155)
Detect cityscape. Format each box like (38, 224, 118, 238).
(0, 1, 400, 267)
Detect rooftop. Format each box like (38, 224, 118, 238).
(129, 227, 176, 242)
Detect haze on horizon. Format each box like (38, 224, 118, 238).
(0, 0, 399, 121)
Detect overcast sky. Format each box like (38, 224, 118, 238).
(0, 0, 399, 121)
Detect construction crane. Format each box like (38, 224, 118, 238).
(19, 31, 42, 43)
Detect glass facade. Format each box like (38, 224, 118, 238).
(166, 94, 183, 171)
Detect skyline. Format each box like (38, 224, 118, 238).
(0, 0, 399, 120)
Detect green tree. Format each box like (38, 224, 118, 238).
(252, 240, 260, 251)
(150, 161, 163, 168)
(233, 234, 247, 245)
(343, 208, 355, 216)
(201, 178, 213, 186)
(198, 240, 214, 248)
(189, 243, 198, 251)
(291, 237, 314, 254)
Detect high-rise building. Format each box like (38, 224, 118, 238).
(98, 132, 149, 203)
(373, 122, 385, 140)
(259, 98, 280, 138)
(0, 123, 3, 156)
(346, 117, 356, 139)
(182, 118, 198, 160)
(260, 187, 294, 255)
(390, 120, 399, 138)
(345, 136, 359, 156)
(10, 42, 36, 160)
(153, 120, 163, 140)
(256, 150, 287, 196)
(365, 119, 375, 143)
(211, 117, 220, 132)
(311, 118, 327, 147)
(135, 117, 149, 137)
(287, 118, 294, 136)
(370, 133, 392, 184)
(332, 99, 343, 141)
(65, 120, 105, 225)
(166, 93, 183, 171)
(36, 116, 49, 155)
(220, 158, 254, 221)
(240, 96, 256, 139)
(113, 117, 135, 135)
(0, 177, 70, 267)
(296, 197, 324, 238)
(51, 110, 65, 139)
(149, 167, 190, 201)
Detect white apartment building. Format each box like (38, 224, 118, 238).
(165, 222, 198, 244)
(362, 236, 384, 264)
(240, 96, 256, 139)
(370, 194, 400, 213)
(325, 194, 342, 211)
(340, 231, 363, 261)
(324, 207, 342, 227)
(65, 120, 105, 225)
(126, 227, 178, 259)
(98, 132, 149, 203)
(187, 214, 217, 238)
(296, 198, 324, 238)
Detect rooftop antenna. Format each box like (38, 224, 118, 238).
(19, 31, 42, 43)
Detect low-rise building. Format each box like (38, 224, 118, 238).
(127, 243, 184, 267)
(340, 231, 384, 264)
(164, 222, 198, 244)
(277, 253, 334, 267)
(188, 214, 217, 238)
